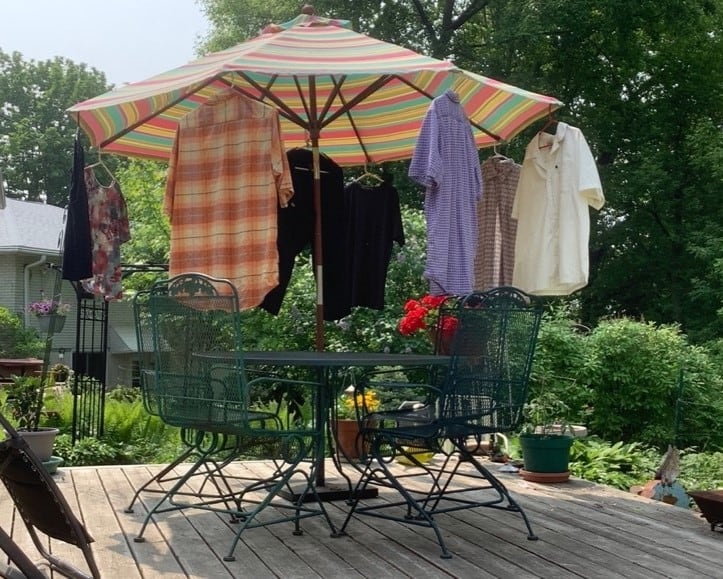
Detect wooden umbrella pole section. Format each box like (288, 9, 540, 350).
(308, 76, 325, 351)
(312, 140, 324, 351)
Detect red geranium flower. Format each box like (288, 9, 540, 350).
(398, 294, 455, 337)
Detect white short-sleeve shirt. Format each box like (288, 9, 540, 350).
(512, 122, 604, 295)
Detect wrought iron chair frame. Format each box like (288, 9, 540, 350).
(129, 273, 337, 562)
(338, 286, 543, 558)
(125, 288, 244, 516)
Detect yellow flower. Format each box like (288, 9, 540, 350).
(339, 390, 380, 419)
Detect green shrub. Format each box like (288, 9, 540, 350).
(678, 450, 723, 490)
(568, 437, 661, 490)
(528, 309, 598, 425)
(54, 434, 119, 466)
(586, 318, 723, 450)
(0, 306, 43, 358)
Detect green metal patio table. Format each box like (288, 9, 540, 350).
(220, 350, 449, 500)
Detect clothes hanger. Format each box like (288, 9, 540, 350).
(490, 142, 513, 162)
(85, 151, 116, 185)
(537, 107, 558, 150)
(289, 136, 330, 173)
(352, 165, 384, 185)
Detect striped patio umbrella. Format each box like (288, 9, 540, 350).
(68, 11, 562, 348)
(68, 12, 561, 163)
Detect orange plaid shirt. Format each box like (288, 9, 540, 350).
(165, 91, 293, 308)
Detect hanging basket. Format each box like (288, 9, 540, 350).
(37, 314, 66, 334)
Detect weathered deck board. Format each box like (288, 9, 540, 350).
(1, 459, 721, 578)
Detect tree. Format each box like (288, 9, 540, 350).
(198, 1, 491, 59)
(116, 160, 171, 291)
(196, 1, 723, 344)
(0, 50, 110, 205)
(454, 0, 723, 341)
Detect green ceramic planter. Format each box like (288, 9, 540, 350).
(519, 432, 574, 473)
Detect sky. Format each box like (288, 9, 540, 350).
(2, 0, 210, 86)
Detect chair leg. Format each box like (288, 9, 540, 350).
(0, 526, 46, 579)
(339, 443, 453, 559)
(133, 448, 227, 542)
(340, 437, 538, 558)
(453, 443, 538, 541)
(124, 445, 196, 513)
(222, 438, 338, 562)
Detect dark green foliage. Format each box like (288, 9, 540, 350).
(586, 318, 723, 450)
(568, 438, 661, 491)
(0, 50, 110, 205)
(0, 307, 43, 359)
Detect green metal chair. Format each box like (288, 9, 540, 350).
(130, 273, 336, 562)
(338, 286, 543, 558)
(125, 287, 234, 515)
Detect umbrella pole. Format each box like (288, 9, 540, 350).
(311, 136, 325, 352)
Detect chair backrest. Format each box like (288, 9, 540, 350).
(147, 273, 248, 432)
(439, 287, 543, 436)
(132, 288, 159, 416)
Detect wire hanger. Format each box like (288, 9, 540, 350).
(86, 151, 116, 185)
(537, 106, 558, 150)
(490, 141, 512, 162)
(352, 164, 384, 185)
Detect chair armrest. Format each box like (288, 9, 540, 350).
(349, 373, 443, 425)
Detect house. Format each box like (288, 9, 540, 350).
(0, 197, 138, 388)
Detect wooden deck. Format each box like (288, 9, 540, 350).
(1, 458, 721, 578)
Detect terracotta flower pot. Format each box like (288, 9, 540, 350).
(335, 419, 365, 459)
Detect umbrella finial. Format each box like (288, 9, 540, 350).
(301, 4, 315, 15)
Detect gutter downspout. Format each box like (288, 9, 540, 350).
(24, 255, 47, 327)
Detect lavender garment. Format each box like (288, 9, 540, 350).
(409, 90, 482, 295)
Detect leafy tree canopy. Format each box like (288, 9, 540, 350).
(0, 0, 720, 345)
(0, 50, 110, 205)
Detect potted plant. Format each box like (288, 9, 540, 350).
(398, 294, 458, 354)
(2, 374, 59, 462)
(518, 391, 574, 483)
(51, 362, 72, 385)
(335, 388, 380, 460)
(27, 293, 71, 334)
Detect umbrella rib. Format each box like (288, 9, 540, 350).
(331, 77, 372, 165)
(292, 76, 313, 129)
(321, 75, 394, 128)
(230, 72, 310, 130)
(98, 75, 224, 149)
(316, 75, 345, 125)
(396, 75, 502, 141)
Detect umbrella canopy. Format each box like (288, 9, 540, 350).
(68, 13, 561, 164)
(68, 12, 562, 349)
